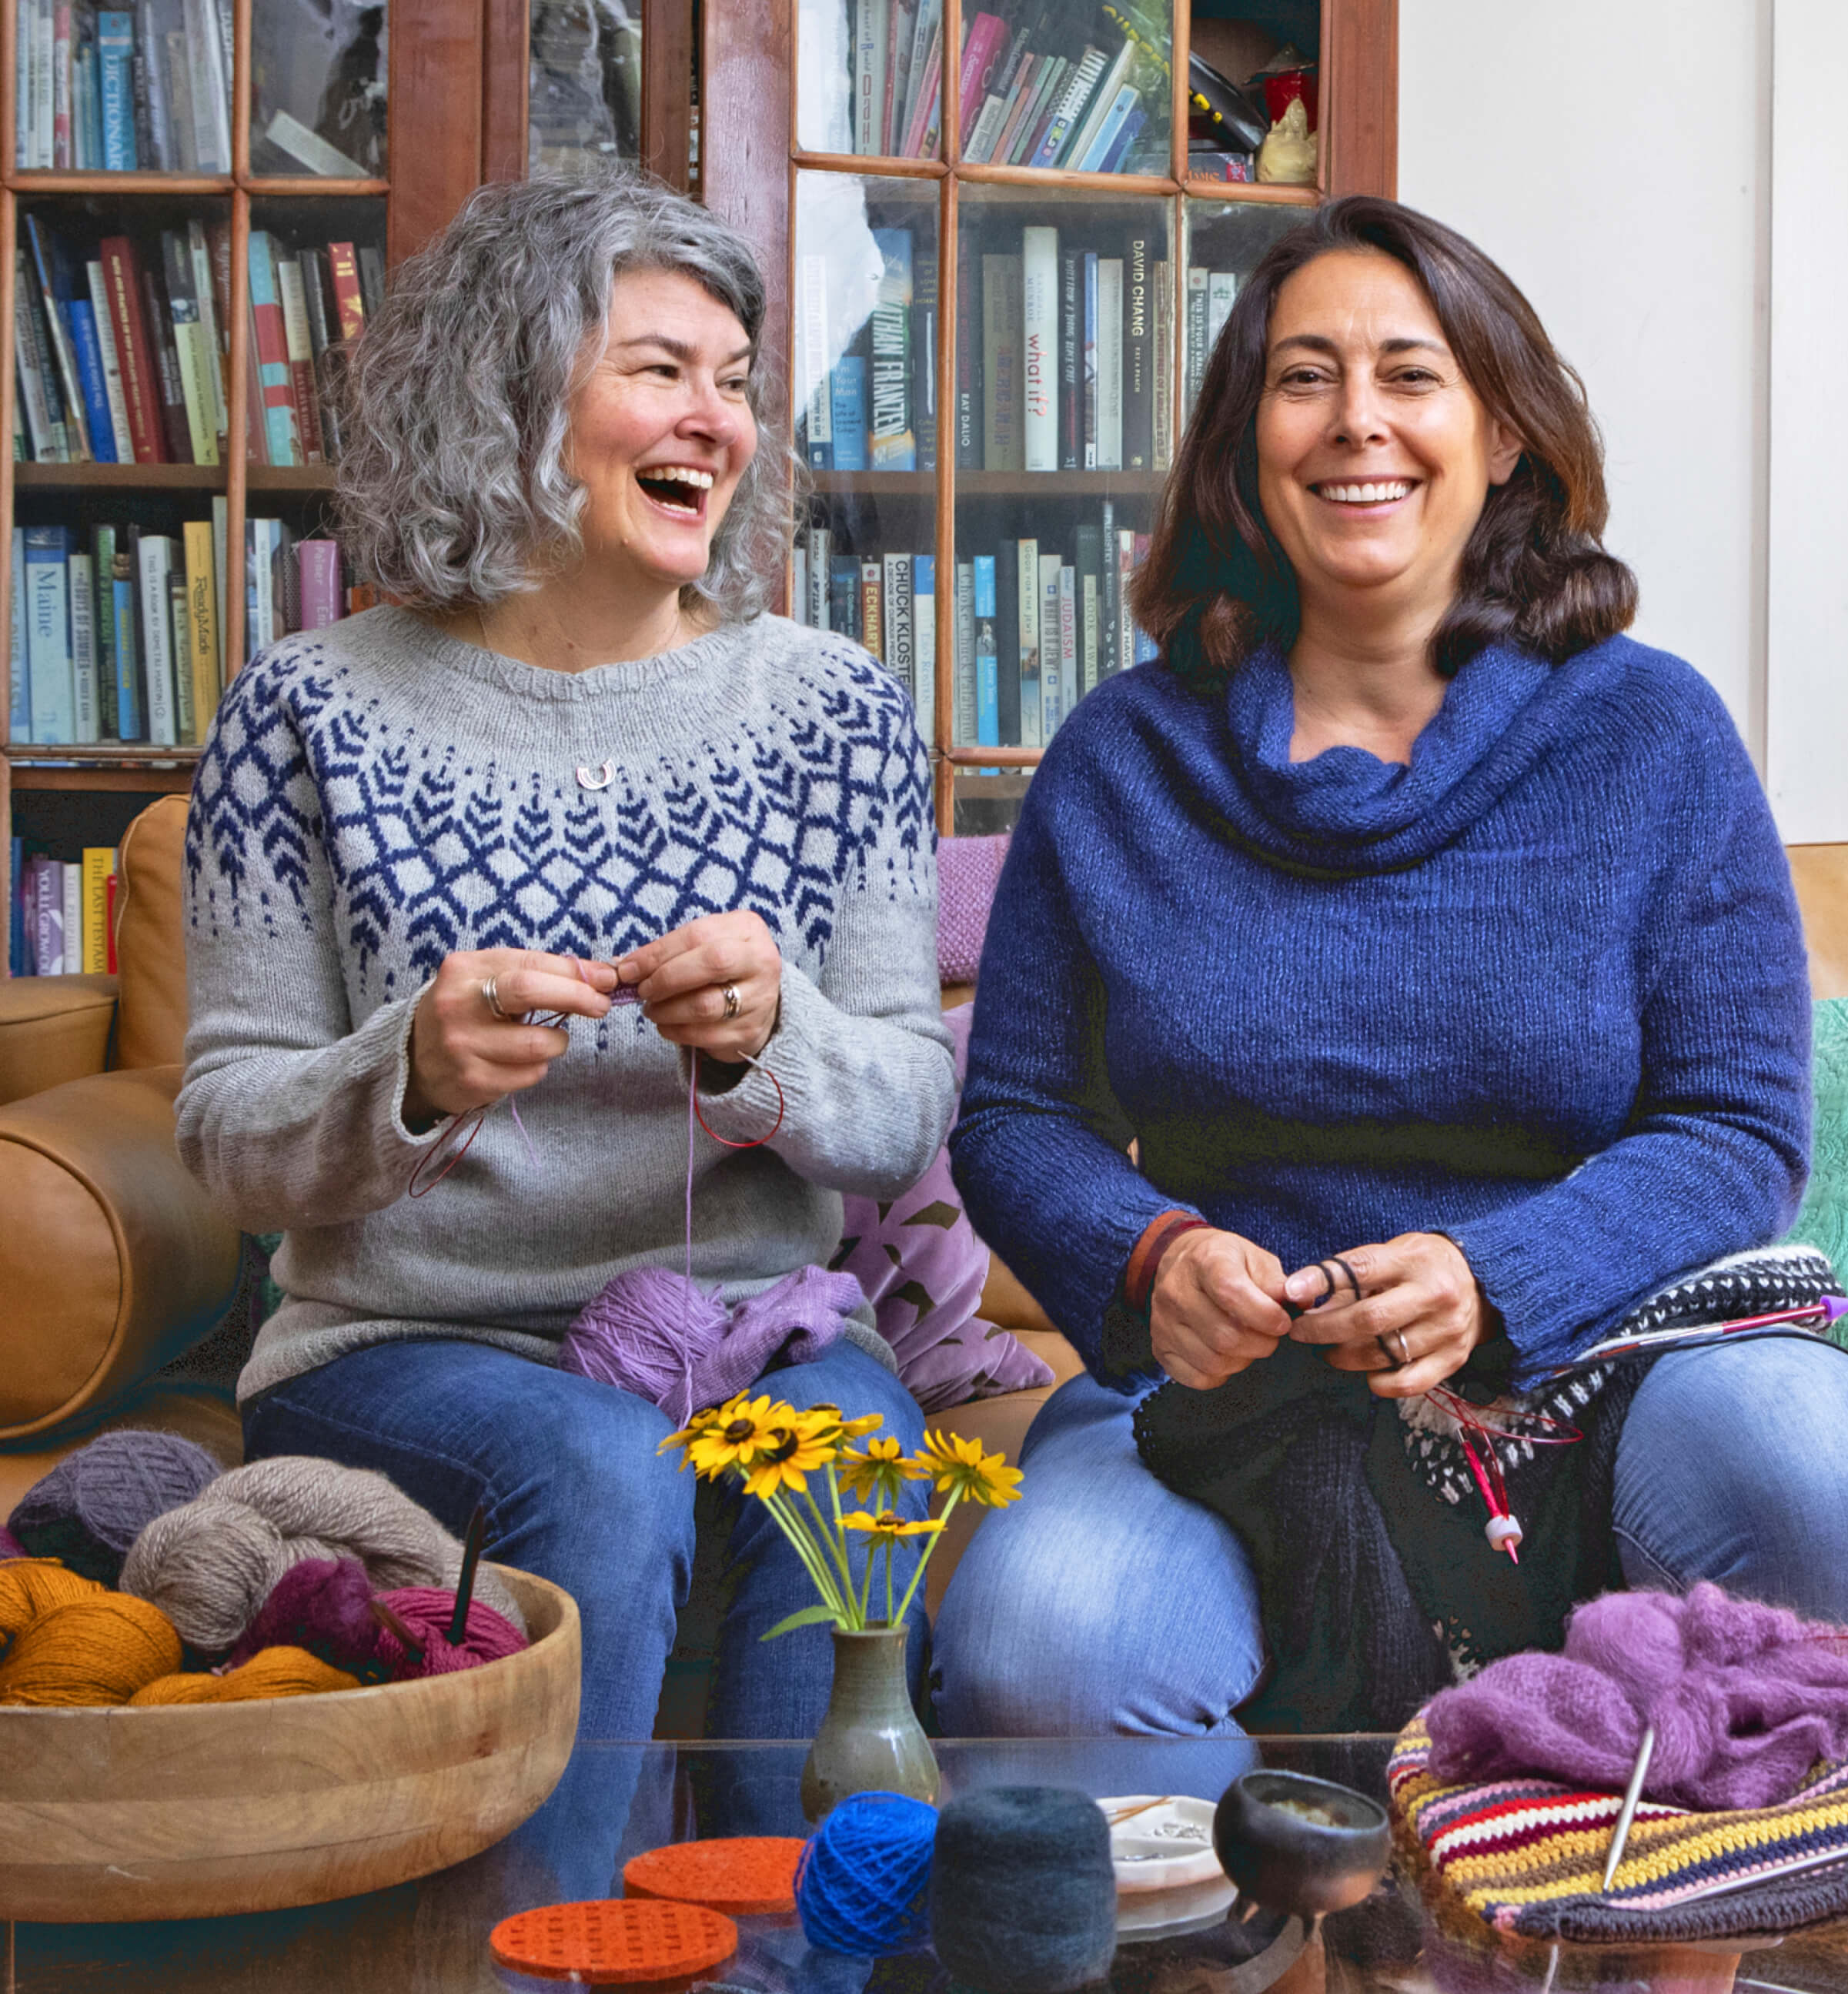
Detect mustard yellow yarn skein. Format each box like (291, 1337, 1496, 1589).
(0, 1560, 182, 1705)
(130, 1647, 360, 1705)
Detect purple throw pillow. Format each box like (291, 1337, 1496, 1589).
(834, 1004, 1055, 1414)
(937, 834, 1011, 985)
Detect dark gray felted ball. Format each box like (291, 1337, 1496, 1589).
(928, 1786, 1117, 1994)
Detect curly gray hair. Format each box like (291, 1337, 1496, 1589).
(335, 163, 795, 622)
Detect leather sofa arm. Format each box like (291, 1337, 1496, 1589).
(0, 974, 118, 1107)
(0, 1064, 242, 1444)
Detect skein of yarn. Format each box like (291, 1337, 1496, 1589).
(8, 1431, 222, 1585)
(225, 1558, 383, 1674)
(370, 1588, 527, 1678)
(117, 1458, 525, 1652)
(796, 1790, 937, 1956)
(130, 1648, 361, 1705)
(0, 1560, 182, 1706)
(929, 1788, 1118, 1994)
(0, 1522, 26, 1559)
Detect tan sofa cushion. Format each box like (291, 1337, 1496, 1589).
(114, 793, 189, 1070)
(1792, 846, 1848, 1001)
(0, 1064, 241, 1442)
(0, 973, 116, 1106)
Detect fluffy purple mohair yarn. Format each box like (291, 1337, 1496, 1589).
(226, 1558, 383, 1672)
(1425, 1582, 1848, 1812)
(8, 1430, 222, 1585)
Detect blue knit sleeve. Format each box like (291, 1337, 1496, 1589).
(1445, 697, 1812, 1385)
(949, 743, 1196, 1383)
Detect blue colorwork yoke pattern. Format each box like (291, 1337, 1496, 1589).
(949, 636, 1811, 1388)
(179, 606, 955, 1403)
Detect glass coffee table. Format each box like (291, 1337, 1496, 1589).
(8, 1735, 1848, 1992)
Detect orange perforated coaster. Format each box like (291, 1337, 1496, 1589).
(488, 1898, 737, 1984)
(623, 1836, 806, 1916)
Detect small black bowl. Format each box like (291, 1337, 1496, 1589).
(1211, 1770, 1391, 1919)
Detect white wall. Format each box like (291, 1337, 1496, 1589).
(1399, 0, 1775, 761)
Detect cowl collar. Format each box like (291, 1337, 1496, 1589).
(1210, 639, 1557, 877)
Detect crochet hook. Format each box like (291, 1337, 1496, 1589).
(1600, 1725, 1656, 1892)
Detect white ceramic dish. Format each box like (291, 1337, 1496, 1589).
(1098, 1794, 1223, 1895)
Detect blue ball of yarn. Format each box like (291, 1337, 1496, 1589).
(796, 1789, 939, 1956)
(929, 1787, 1117, 1994)
(8, 1430, 221, 1585)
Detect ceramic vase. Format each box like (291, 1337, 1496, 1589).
(800, 1624, 938, 1822)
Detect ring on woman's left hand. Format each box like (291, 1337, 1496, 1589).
(1377, 1328, 1410, 1368)
(721, 983, 741, 1020)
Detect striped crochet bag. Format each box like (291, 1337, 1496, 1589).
(1389, 1715, 1848, 1942)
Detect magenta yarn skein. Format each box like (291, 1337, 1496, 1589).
(226, 1558, 383, 1672)
(0, 1524, 25, 1561)
(372, 1588, 527, 1678)
(8, 1430, 222, 1585)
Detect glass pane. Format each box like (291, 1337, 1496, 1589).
(15, 0, 233, 171)
(951, 185, 1174, 795)
(798, 0, 944, 159)
(528, 0, 643, 169)
(1181, 197, 1307, 422)
(250, 0, 387, 176)
(958, 1, 1171, 174)
(1188, 6, 1321, 185)
(791, 172, 941, 746)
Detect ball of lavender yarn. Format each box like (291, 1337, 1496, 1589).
(118, 1457, 526, 1653)
(226, 1557, 383, 1673)
(8, 1430, 222, 1585)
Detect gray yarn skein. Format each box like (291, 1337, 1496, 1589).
(929, 1787, 1118, 1994)
(118, 1456, 526, 1652)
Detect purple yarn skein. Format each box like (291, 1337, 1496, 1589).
(226, 1557, 383, 1672)
(8, 1430, 222, 1585)
(560, 1264, 866, 1425)
(0, 1524, 25, 1561)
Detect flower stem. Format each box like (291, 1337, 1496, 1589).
(892, 1486, 961, 1628)
(759, 1486, 848, 1622)
(805, 1481, 857, 1605)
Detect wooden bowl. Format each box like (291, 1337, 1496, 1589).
(0, 1563, 580, 1922)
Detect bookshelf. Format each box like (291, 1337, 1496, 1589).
(0, 0, 699, 974)
(703, 0, 1396, 830)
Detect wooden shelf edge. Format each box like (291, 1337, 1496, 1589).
(13, 463, 226, 489)
(1182, 176, 1320, 205)
(791, 149, 947, 179)
(4, 172, 389, 197)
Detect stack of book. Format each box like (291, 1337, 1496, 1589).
(798, 226, 937, 473)
(956, 2, 1168, 173)
(792, 530, 935, 745)
(1183, 260, 1241, 411)
(7, 513, 366, 744)
(842, 0, 945, 156)
(12, 214, 379, 469)
(8, 840, 117, 975)
(957, 221, 1174, 476)
(791, 505, 1156, 752)
(12, 0, 229, 170)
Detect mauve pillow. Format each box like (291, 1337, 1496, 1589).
(834, 1005, 1055, 1413)
(937, 834, 1011, 984)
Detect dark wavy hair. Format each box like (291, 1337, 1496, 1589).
(1131, 195, 1637, 693)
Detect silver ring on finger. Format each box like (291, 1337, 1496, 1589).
(1377, 1329, 1411, 1368)
(721, 983, 741, 1021)
(482, 976, 515, 1022)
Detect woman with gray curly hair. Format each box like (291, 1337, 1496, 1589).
(175, 165, 954, 1750)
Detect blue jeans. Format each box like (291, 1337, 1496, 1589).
(932, 1335, 1848, 1736)
(242, 1335, 930, 1743)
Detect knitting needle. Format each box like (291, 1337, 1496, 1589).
(1600, 1725, 1656, 1892)
(367, 1596, 425, 1665)
(449, 1504, 486, 1646)
(1676, 1843, 1848, 1903)
(1104, 1796, 1174, 1826)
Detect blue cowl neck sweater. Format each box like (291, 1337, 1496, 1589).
(949, 636, 1812, 1388)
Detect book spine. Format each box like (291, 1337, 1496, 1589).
(83, 261, 132, 460)
(189, 219, 228, 457)
(296, 537, 343, 629)
(139, 257, 191, 459)
(1207, 269, 1238, 351)
(52, 0, 71, 168)
(1098, 497, 1118, 678)
(1098, 102, 1145, 172)
(911, 552, 935, 744)
(161, 25, 194, 169)
(327, 240, 366, 340)
(356, 245, 384, 322)
(1185, 264, 1209, 414)
(274, 255, 324, 462)
(68, 546, 97, 740)
(296, 247, 337, 460)
(91, 524, 118, 739)
(1097, 256, 1123, 470)
(160, 229, 216, 464)
(1123, 232, 1151, 470)
(954, 225, 981, 469)
(32, 0, 54, 168)
(181, 0, 229, 170)
(827, 553, 860, 643)
(25, 215, 92, 458)
(99, 237, 164, 459)
(246, 232, 302, 465)
(14, 254, 65, 460)
(24, 525, 73, 742)
(897, 0, 938, 154)
(1020, 225, 1058, 473)
(97, 10, 135, 165)
(1058, 247, 1081, 471)
(82, 847, 112, 973)
(798, 252, 833, 467)
(994, 536, 1019, 745)
(972, 555, 999, 753)
(1037, 551, 1061, 740)
(807, 523, 830, 628)
(15, 0, 32, 167)
(1074, 78, 1139, 173)
(1018, 55, 1074, 165)
(883, 0, 912, 152)
(987, 51, 1041, 165)
(956, 12, 1008, 137)
(869, 228, 914, 469)
(1082, 252, 1098, 469)
(1016, 536, 1041, 750)
(1066, 35, 1133, 167)
(73, 33, 96, 168)
(882, 550, 913, 700)
(136, 532, 177, 743)
(1056, 562, 1077, 730)
(32, 861, 60, 975)
(8, 528, 29, 743)
(1152, 256, 1172, 469)
(60, 860, 81, 974)
(116, 525, 145, 736)
(1115, 527, 1137, 678)
(912, 245, 937, 472)
(828, 353, 867, 471)
(858, 556, 883, 661)
(211, 493, 226, 666)
(980, 252, 1021, 471)
(182, 516, 219, 729)
(853, 0, 884, 155)
(954, 558, 976, 746)
(168, 564, 193, 742)
(1034, 42, 1106, 167)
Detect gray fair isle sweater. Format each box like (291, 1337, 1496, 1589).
(177, 606, 955, 1404)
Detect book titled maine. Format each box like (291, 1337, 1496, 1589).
(869, 228, 916, 470)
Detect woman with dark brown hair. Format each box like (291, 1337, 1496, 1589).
(933, 196, 1848, 1739)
